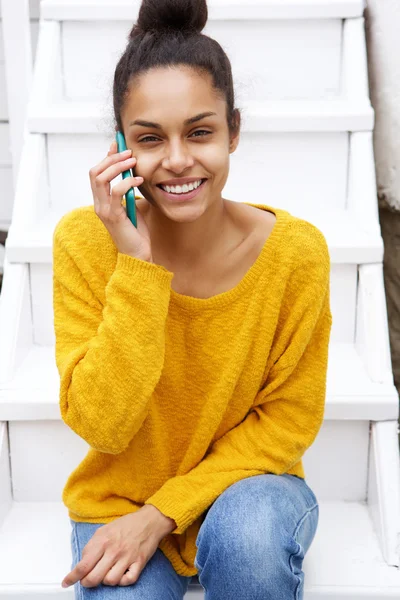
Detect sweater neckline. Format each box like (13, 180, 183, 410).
(169, 202, 292, 311)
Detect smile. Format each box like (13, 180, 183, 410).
(156, 179, 207, 202)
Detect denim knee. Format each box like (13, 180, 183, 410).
(196, 476, 300, 564)
(194, 474, 318, 599)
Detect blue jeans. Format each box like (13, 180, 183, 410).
(69, 473, 318, 599)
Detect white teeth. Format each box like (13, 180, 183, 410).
(161, 179, 203, 194)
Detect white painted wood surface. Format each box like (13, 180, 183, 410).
(0, 3, 40, 230)
(1, 498, 400, 597)
(31, 259, 358, 343)
(0, 422, 12, 529)
(28, 16, 370, 107)
(5, 204, 384, 265)
(0, 0, 32, 188)
(63, 20, 343, 102)
(27, 99, 374, 132)
(0, 260, 33, 385)
(6, 418, 369, 502)
(368, 421, 400, 567)
(40, 0, 365, 20)
(3, 126, 381, 262)
(1, 337, 397, 421)
(355, 265, 395, 385)
(0, 241, 4, 275)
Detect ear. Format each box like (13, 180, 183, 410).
(229, 109, 241, 154)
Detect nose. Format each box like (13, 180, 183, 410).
(162, 140, 195, 173)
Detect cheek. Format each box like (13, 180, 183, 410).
(133, 155, 153, 177)
(199, 145, 229, 177)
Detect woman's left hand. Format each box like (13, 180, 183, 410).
(62, 506, 174, 588)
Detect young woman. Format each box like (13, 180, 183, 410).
(53, 0, 332, 597)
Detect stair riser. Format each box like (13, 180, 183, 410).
(42, 132, 352, 215)
(40, 0, 364, 20)
(6, 419, 370, 503)
(29, 262, 357, 347)
(36, 19, 343, 106)
(2, 260, 397, 423)
(66, 19, 343, 101)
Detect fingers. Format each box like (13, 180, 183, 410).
(81, 551, 124, 588)
(118, 562, 142, 586)
(89, 142, 143, 212)
(107, 140, 117, 156)
(99, 177, 142, 223)
(89, 149, 132, 208)
(102, 555, 139, 587)
(93, 155, 136, 201)
(63, 550, 139, 589)
(62, 548, 103, 588)
(90, 147, 133, 182)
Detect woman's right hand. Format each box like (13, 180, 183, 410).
(89, 140, 153, 262)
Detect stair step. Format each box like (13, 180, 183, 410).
(40, 0, 365, 20)
(30, 14, 368, 104)
(0, 499, 399, 598)
(28, 99, 374, 133)
(0, 342, 397, 421)
(8, 126, 377, 223)
(5, 206, 383, 265)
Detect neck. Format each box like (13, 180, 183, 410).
(146, 197, 232, 269)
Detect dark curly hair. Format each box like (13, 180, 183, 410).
(112, 0, 241, 138)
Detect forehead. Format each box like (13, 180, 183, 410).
(122, 66, 225, 123)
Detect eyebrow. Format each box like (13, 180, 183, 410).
(129, 111, 217, 129)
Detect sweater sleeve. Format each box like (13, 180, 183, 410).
(144, 238, 332, 535)
(52, 217, 174, 455)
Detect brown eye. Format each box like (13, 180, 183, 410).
(192, 130, 211, 137)
(140, 136, 159, 143)
(139, 130, 212, 143)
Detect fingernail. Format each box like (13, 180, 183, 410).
(62, 582, 69, 588)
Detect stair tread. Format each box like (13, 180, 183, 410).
(0, 499, 399, 590)
(0, 342, 397, 421)
(28, 98, 374, 133)
(6, 205, 383, 265)
(40, 0, 364, 21)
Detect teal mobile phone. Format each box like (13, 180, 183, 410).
(115, 130, 137, 228)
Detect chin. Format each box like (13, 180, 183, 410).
(165, 204, 203, 219)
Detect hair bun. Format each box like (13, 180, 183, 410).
(132, 0, 207, 38)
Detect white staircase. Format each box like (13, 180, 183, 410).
(1, 0, 400, 597)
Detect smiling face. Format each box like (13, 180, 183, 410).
(120, 65, 240, 222)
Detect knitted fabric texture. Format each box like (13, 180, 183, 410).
(52, 201, 332, 577)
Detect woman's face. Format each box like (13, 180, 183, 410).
(120, 66, 239, 221)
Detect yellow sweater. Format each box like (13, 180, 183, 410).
(52, 201, 332, 577)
